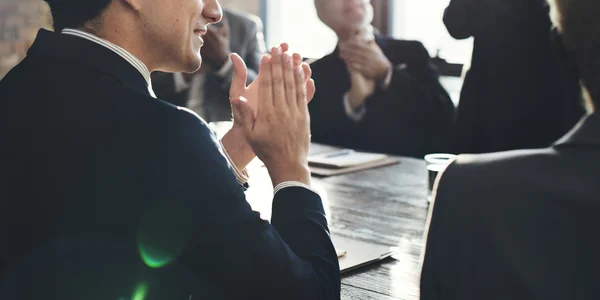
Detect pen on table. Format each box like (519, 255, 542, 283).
(325, 149, 355, 158)
(336, 249, 347, 258)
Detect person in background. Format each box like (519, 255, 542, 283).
(420, 0, 600, 298)
(445, 0, 584, 154)
(152, 8, 266, 122)
(0, 0, 340, 299)
(308, 0, 455, 158)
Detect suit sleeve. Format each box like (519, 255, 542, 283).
(443, 0, 478, 39)
(140, 110, 340, 300)
(444, 0, 530, 39)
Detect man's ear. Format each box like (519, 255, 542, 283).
(121, 0, 142, 11)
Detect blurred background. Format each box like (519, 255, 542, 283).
(0, 0, 472, 81)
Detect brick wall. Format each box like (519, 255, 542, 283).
(0, 0, 51, 79)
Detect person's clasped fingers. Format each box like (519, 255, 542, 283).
(258, 55, 274, 110)
(292, 53, 303, 67)
(282, 52, 297, 109)
(306, 79, 316, 103)
(301, 62, 312, 84)
(270, 47, 286, 110)
(294, 64, 307, 111)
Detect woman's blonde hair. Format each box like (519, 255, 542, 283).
(548, 0, 600, 112)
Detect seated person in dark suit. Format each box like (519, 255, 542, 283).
(445, 0, 584, 154)
(151, 8, 266, 122)
(420, 0, 600, 298)
(0, 0, 339, 299)
(308, 0, 455, 158)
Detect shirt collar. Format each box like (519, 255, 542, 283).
(61, 28, 156, 98)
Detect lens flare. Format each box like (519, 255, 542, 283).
(132, 282, 149, 300)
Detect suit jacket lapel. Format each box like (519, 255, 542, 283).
(327, 47, 351, 92)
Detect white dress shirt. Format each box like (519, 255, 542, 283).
(61, 29, 315, 195)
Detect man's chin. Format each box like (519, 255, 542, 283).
(185, 57, 203, 73)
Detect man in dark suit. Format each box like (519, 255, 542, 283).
(0, 0, 339, 299)
(309, 0, 455, 158)
(151, 8, 266, 122)
(444, 0, 584, 154)
(420, 0, 600, 298)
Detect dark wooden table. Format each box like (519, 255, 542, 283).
(244, 156, 430, 300)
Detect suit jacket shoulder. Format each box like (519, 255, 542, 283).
(309, 36, 433, 77)
(445, 148, 562, 190)
(380, 37, 429, 60)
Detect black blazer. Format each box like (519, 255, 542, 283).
(0, 30, 340, 300)
(308, 35, 455, 158)
(421, 113, 600, 300)
(444, 0, 584, 154)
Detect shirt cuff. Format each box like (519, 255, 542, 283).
(215, 58, 233, 78)
(273, 181, 319, 195)
(218, 139, 250, 187)
(343, 93, 367, 122)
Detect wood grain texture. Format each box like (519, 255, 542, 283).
(245, 156, 430, 300)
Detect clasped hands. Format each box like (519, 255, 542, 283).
(338, 31, 392, 111)
(221, 44, 315, 187)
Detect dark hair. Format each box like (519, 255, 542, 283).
(44, 0, 112, 31)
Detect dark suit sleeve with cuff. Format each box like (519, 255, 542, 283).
(143, 109, 340, 300)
